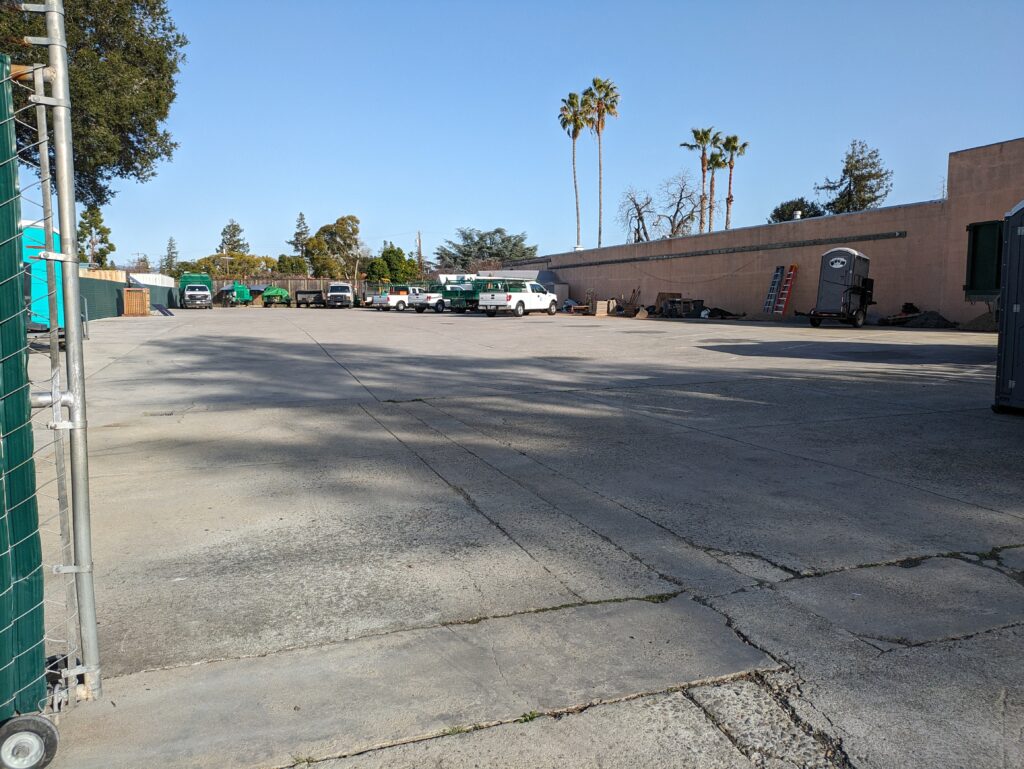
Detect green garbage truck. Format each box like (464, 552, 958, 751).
(178, 272, 213, 309)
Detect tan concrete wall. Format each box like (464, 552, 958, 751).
(538, 138, 1024, 323)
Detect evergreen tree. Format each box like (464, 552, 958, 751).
(217, 219, 249, 254)
(0, 0, 188, 207)
(287, 212, 310, 258)
(816, 140, 894, 214)
(76, 205, 116, 267)
(159, 236, 179, 274)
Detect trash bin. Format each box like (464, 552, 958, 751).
(994, 200, 1024, 414)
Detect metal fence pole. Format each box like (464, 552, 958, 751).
(44, 0, 101, 699)
(33, 62, 79, 670)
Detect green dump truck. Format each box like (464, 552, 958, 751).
(179, 272, 213, 309)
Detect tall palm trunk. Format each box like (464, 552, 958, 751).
(708, 166, 717, 232)
(572, 136, 581, 248)
(725, 161, 735, 230)
(698, 152, 708, 234)
(597, 129, 604, 247)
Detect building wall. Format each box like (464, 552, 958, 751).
(535, 138, 1024, 323)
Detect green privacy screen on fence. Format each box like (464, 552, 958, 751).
(0, 55, 46, 720)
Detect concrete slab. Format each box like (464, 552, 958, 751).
(711, 588, 1024, 769)
(33, 312, 1022, 768)
(1000, 546, 1024, 572)
(403, 399, 753, 597)
(325, 692, 755, 769)
(689, 679, 836, 769)
(53, 597, 773, 769)
(777, 557, 1024, 644)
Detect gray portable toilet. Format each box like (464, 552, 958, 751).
(994, 200, 1024, 414)
(804, 247, 874, 327)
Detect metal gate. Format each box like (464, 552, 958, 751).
(0, 2, 101, 767)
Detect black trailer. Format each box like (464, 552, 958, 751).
(797, 247, 875, 328)
(993, 200, 1024, 414)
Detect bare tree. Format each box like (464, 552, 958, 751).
(654, 171, 700, 239)
(618, 187, 655, 243)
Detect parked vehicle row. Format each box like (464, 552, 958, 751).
(175, 274, 558, 318)
(366, 279, 558, 318)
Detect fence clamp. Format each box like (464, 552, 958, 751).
(53, 563, 91, 575)
(47, 419, 83, 431)
(37, 250, 77, 263)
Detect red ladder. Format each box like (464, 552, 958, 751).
(773, 264, 798, 315)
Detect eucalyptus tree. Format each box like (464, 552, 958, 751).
(722, 135, 749, 230)
(558, 92, 589, 249)
(582, 77, 620, 247)
(680, 127, 722, 233)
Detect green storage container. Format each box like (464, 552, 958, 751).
(0, 55, 46, 720)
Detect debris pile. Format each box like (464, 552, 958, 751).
(878, 303, 958, 328)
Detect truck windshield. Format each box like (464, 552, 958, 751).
(185, 285, 208, 292)
(328, 287, 350, 294)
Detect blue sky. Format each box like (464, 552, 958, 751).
(100, 0, 1023, 265)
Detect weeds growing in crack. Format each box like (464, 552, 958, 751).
(441, 725, 469, 736)
(516, 711, 542, 723)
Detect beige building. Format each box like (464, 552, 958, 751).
(534, 137, 1024, 323)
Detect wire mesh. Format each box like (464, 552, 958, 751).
(0, 60, 81, 724)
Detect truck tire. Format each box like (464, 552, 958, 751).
(434, 301, 444, 313)
(809, 317, 821, 327)
(396, 301, 406, 312)
(486, 309, 497, 317)
(513, 302, 525, 318)
(415, 306, 426, 313)
(851, 309, 866, 328)
(547, 302, 557, 315)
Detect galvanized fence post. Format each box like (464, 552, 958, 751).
(42, 0, 102, 699)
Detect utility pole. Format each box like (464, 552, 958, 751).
(416, 231, 424, 277)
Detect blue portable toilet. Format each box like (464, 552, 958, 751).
(20, 221, 64, 328)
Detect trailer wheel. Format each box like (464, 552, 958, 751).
(415, 306, 426, 313)
(513, 302, 525, 318)
(0, 715, 59, 769)
(486, 309, 497, 317)
(851, 309, 866, 328)
(809, 317, 822, 328)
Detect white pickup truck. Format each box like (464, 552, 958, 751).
(479, 282, 558, 317)
(410, 285, 447, 313)
(374, 286, 422, 311)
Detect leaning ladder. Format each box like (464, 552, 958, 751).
(762, 266, 785, 313)
(772, 264, 798, 315)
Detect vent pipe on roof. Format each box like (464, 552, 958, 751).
(793, 210, 802, 220)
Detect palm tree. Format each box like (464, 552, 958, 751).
(680, 127, 722, 233)
(559, 92, 589, 250)
(707, 151, 728, 232)
(722, 135, 749, 230)
(582, 77, 619, 248)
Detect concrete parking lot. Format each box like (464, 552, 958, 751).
(47, 308, 1023, 769)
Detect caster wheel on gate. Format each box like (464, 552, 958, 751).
(0, 715, 59, 769)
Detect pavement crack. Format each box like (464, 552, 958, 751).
(357, 402, 584, 601)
